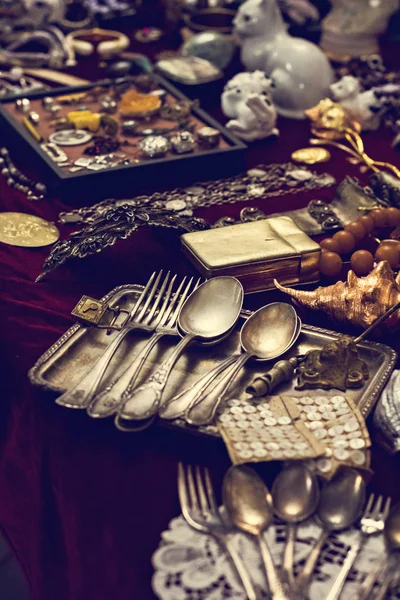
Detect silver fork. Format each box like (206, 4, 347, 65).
(326, 494, 392, 600)
(88, 276, 200, 418)
(56, 270, 169, 409)
(178, 462, 259, 600)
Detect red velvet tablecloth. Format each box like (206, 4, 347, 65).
(1, 36, 400, 600)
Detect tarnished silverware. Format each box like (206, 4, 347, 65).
(184, 303, 299, 426)
(87, 276, 201, 418)
(327, 494, 392, 600)
(296, 467, 366, 598)
(351, 502, 400, 600)
(272, 464, 319, 592)
(223, 465, 289, 600)
(55, 270, 169, 409)
(178, 463, 259, 600)
(116, 276, 244, 422)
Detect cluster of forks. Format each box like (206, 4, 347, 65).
(56, 271, 201, 430)
(178, 464, 393, 600)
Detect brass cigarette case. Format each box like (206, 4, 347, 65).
(181, 217, 321, 293)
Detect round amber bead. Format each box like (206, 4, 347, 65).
(319, 251, 343, 277)
(350, 250, 374, 277)
(332, 230, 356, 254)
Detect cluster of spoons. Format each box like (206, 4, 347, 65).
(220, 464, 400, 600)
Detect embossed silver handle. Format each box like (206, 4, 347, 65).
(160, 354, 238, 420)
(296, 529, 329, 596)
(282, 524, 297, 591)
(118, 333, 197, 420)
(56, 326, 134, 409)
(222, 535, 260, 600)
(258, 534, 290, 600)
(88, 332, 165, 418)
(326, 534, 363, 600)
(185, 352, 250, 425)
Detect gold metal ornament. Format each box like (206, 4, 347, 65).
(119, 89, 161, 118)
(291, 147, 331, 164)
(305, 99, 400, 179)
(0, 212, 59, 247)
(296, 336, 369, 392)
(274, 261, 400, 332)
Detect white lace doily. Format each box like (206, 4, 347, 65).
(152, 513, 400, 600)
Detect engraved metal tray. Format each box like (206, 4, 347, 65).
(29, 284, 397, 438)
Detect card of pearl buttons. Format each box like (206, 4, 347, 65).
(217, 395, 326, 465)
(285, 394, 371, 479)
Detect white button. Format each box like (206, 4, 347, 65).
(231, 406, 243, 414)
(331, 395, 345, 404)
(238, 449, 253, 459)
(300, 396, 315, 405)
(234, 442, 249, 450)
(251, 441, 264, 449)
(303, 406, 315, 414)
(344, 420, 359, 433)
(314, 428, 327, 440)
(309, 421, 323, 430)
(264, 417, 277, 426)
(351, 450, 366, 465)
(266, 442, 279, 450)
(244, 405, 256, 414)
(315, 396, 328, 405)
(278, 416, 291, 425)
(228, 399, 241, 406)
(322, 411, 337, 420)
(349, 438, 366, 450)
(254, 448, 268, 458)
(333, 448, 350, 460)
(336, 407, 351, 415)
(332, 439, 348, 449)
(328, 425, 344, 437)
(307, 412, 322, 421)
(317, 458, 332, 473)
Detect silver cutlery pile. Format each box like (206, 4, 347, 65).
(55, 270, 300, 430)
(178, 463, 397, 600)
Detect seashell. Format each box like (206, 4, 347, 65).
(274, 260, 400, 331)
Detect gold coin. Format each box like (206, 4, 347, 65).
(0, 212, 60, 247)
(291, 147, 331, 164)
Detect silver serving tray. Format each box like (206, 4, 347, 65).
(29, 284, 397, 438)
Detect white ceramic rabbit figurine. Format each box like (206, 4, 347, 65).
(221, 71, 279, 141)
(330, 75, 383, 131)
(233, 0, 334, 119)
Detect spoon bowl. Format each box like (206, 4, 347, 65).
(273, 464, 319, 524)
(223, 466, 289, 600)
(272, 464, 320, 590)
(241, 302, 299, 360)
(179, 276, 244, 340)
(297, 467, 366, 595)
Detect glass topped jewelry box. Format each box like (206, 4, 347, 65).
(0, 75, 246, 206)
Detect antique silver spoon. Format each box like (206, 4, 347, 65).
(223, 465, 289, 600)
(183, 302, 299, 426)
(116, 276, 244, 421)
(296, 467, 366, 598)
(272, 464, 319, 591)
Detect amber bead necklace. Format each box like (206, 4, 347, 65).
(319, 207, 400, 277)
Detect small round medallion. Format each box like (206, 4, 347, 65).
(49, 129, 93, 146)
(0, 212, 60, 247)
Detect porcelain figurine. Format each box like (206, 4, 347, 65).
(233, 0, 334, 119)
(221, 71, 279, 141)
(330, 75, 383, 131)
(320, 0, 399, 61)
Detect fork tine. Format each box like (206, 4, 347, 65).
(187, 465, 199, 514)
(165, 276, 194, 328)
(383, 497, 392, 520)
(129, 271, 156, 319)
(178, 462, 190, 516)
(204, 468, 219, 516)
(195, 467, 209, 515)
(371, 495, 384, 519)
(151, 273, 177, 328)
(135, 270, 163, 321)
(159, 276, 188, 327)
(364, 493, 375, 516)
(143, 271, 171, 325)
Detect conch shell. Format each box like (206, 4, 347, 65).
(274, 261, 400, 331)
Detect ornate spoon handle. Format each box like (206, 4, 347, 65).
(282, 524, 297, 590)
(296, 529, 329, 596)
(258, 534, 289, 600)
(160, 354, 238, 420)
(117, 333, 196, 420)
(326, 534, 363, 600)
(185, 352, 250, 425)
(56, 326, 133, 409)
(87, 331, 165, 418)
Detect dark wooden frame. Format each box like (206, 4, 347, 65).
(0, 74, 247, 206)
